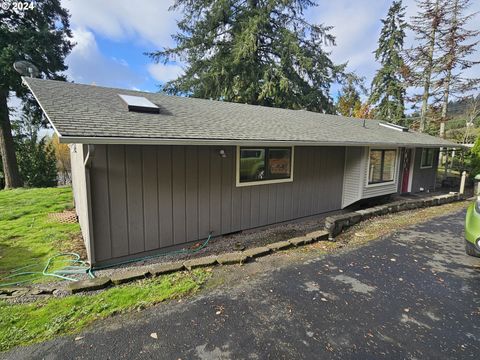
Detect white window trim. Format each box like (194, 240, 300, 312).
(365, 147, 399, 188)
(420, 148, 434, 169)
(407, 148, 415, 192)
(235, 145, 294, 187)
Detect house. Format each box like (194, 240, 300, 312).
(24, 77, 456, 266)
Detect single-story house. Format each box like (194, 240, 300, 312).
(24, 77, 456, 266)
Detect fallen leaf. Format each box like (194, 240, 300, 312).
(404, 308, 410, 313)
(150, 333, 158, 339)
(74, 336, 84, 341)
(321, 298, 328, 302)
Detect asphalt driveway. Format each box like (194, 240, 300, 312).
(3, 209, 480, 359)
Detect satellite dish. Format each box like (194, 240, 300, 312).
(13, 60, 39, 78)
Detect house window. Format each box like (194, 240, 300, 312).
(421, 148, 435, 168)
(368, 149, 397, 184)
(237, 147, 293, 185)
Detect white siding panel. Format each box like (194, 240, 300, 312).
(70, 144, 92, 261)
(362, 148, 401, 199)
(342, 146, 402, 207)
(342, 147, 364, 208)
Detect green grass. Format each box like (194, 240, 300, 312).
(0, 187, 81, 285)
(0, 269, 210, 351)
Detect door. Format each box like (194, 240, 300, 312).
(401, 148, 412, 193)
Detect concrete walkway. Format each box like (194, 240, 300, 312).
(3, 209, 480, 359)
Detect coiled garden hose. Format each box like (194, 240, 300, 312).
(0, 252, 93, 288)
(0, 233, 213, 287)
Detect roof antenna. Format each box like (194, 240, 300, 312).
(13, 60, 39, 78)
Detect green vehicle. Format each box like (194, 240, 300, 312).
(465, 198, 480, 257)
(239, 149, 265, 181)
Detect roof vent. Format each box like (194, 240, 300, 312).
(379, 122, 408, 132)
(118, 94, 160, 114)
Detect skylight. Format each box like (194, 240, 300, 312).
(378, 122, 408, 132)
(118, 94, 160, 114)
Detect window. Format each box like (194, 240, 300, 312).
(237, 147, 293, 185)
(421, 148, 435, 168)
(368, 149, 397, 184)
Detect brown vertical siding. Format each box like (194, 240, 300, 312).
(142, 146, 159, 251)
(411, 148, 439, 192)
(126, 145, 145, 254)
(157, 147, 174, 248)
(89, 145, 345, 264)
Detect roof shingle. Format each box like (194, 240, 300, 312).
(24, 77, 455, 148)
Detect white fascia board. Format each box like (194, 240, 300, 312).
(22, 77, 63, 140)
(58, 135, 458, 149)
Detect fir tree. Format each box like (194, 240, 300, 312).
(406, 0, 448, 132)
(369, 0, 408, 124)
(437, 0, 479, 137)
(336, 74, 366, 118)
(148, 0, 344, 113)
(0, 0, 73, 188)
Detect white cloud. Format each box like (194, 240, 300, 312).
(147, 63, 183, 83)
(61, 0, 179, 48)
(309, 1, 388, 78)
(7, 94, 22, 121)
(311, 0, 480, 90)
(60, 0, 479, 94)
(66, 28, 143, 88)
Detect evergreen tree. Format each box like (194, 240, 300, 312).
(437, 0, 479, 136)
(406, 0, 448, 132)
(369, 0, 407, 124)
(14, 117, 57, 188)
(336, 74, 366, 117)
(0, 0, 73, 189)
(148, 0, 344, 113)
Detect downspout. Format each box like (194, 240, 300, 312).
(84, 144, 95, 167)
(83, 145, 96, 266)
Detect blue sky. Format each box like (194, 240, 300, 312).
(12, 0, 480, 102)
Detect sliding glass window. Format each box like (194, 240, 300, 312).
(368, 149, 397, 184)
(238, 147, 292, 185)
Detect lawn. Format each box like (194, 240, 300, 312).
(0, 187, 82, 285)
(0, 187, 211, 352)
(0, 269, 210, 351)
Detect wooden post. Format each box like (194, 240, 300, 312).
(460, 171, 466, 195)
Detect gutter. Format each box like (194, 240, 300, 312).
(58, 135, 460, 149)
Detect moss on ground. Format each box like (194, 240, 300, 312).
(0, 187, 82, 285)
(0, 269, 210, 351)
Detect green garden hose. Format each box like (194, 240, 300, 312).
(0, 233, 213, 287)
(90, 233, 213, 272)
(0, 252, 93, 288)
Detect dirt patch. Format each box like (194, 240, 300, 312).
(47, 210, 78, 224)
(92, 214, 332, 279)
(54, 233, 87, 260)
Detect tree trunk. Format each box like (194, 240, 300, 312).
(440, 0, 457, 125)
(0, 89, 23, 189)
(419, 0, 440, 133)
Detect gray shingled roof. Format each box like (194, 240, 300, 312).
(24, 77, 456, 147)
